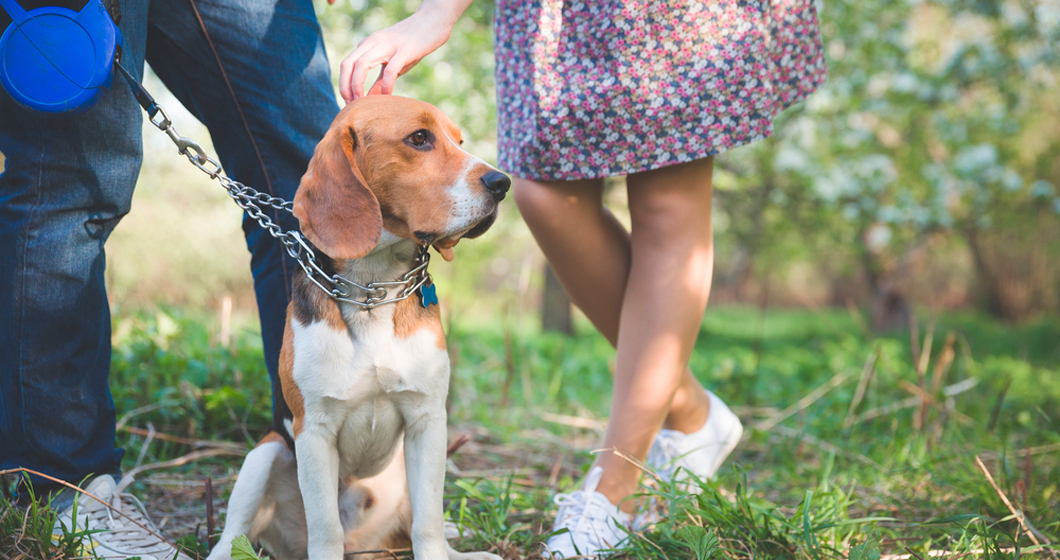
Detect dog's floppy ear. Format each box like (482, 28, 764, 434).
(294, 127, 382, 260)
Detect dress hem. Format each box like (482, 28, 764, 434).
(500, 72, 827, 182)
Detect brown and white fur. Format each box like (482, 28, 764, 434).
(205, 96, 508, 560)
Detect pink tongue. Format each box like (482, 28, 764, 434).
(436, 246, 455, 262)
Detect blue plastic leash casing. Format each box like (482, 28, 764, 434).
(0, 0, 122, 114)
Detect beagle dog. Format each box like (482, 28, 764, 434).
(205, 96, 509, 560)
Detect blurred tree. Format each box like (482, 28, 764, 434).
(720, 0, 1060, 326)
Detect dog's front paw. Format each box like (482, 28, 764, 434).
(443, 522, 505, 560)
(461, 552, 504, 560)
(444, 543, 505, 560)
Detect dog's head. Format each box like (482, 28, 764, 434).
(293, 96, 509, 262)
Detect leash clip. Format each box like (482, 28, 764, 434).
(150, 106, 223, 178)
(166, 127, 203, 158)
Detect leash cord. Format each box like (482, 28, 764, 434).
(113, 61, 433, 310)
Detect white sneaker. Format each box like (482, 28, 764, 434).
(53, 474, 192, 560)
(646, 390, 743, 483)
(543, 466, 631, 558)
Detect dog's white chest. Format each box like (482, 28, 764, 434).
(290, 314, 449, 476)
(293, 313, 443, 391)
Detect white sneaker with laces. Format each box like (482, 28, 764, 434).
(52, 474, 192, 560)
(646, 390, 743, 483)
(543, 466, 631, 559)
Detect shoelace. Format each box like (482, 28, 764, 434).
(80, 476, 171, 552)
(552, 489, 614, 551)
(646, 431, 682, 478)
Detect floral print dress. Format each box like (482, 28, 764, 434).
(494, 0, 828, 181)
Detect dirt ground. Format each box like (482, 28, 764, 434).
(138, 425, 602, 548)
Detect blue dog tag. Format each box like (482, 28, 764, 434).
(419, 282, 438, 308)
(0, 0, 122, 113)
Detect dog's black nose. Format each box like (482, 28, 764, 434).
(481, 171, 511, 201)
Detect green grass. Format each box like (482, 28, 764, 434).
(440, 307, 1060, 558)
(3, 306, 1058, 559)
(0, 484, 100, 560)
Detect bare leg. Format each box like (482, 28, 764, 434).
(595, 158, 715, 508)
(513, 179, 711, 435)
(513, 177, 711, 437)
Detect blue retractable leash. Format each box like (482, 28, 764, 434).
(0, 0, 160, 119)
(0, 0, 124, 113)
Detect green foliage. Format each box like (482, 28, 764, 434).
(709, 0, 1060, 318)
(619, 480, 872, 560)
(110, 308, 274, 443)
(848, 537, 882, 560)
(230, 534, 264, 560)
(176, 533, 211, 558)
(674, 525, 720, 560)
(442, 307, 1057, 558)
(0, 484, 101, 560)
(447, 476, 546, 555)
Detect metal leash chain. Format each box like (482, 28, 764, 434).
(116, 62, 432, 310)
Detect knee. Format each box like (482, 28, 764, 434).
(630, 193, 710, 243)
(512, 178, 556, 223)
(627, 159, 714, 238)
(631, 196, 712, 245)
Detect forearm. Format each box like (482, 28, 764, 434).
(415, 0, 475, 31)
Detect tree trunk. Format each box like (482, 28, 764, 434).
(540, 264, 573, 335)
(964, 227, 1009, 319)
(859, 228, 912, 333)
(869, 280, 911, 333)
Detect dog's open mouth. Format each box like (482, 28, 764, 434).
(431, 210, 498, 262)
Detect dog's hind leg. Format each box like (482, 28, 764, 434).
(206, 434, 289, 560)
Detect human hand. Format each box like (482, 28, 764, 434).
(337, 5, 460, 103)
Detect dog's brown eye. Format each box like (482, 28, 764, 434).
(407, 130, 430, 147)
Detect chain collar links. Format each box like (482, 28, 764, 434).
(291, 237, 434, 309)
(147, 104, 433, 310)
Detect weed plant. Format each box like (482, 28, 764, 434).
(0, 486, 99, 560)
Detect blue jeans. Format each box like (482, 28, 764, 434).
(0, 0, 338, 489)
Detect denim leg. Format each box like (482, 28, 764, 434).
(0, 1, 150, 487)
(144, 0, 338, 431)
